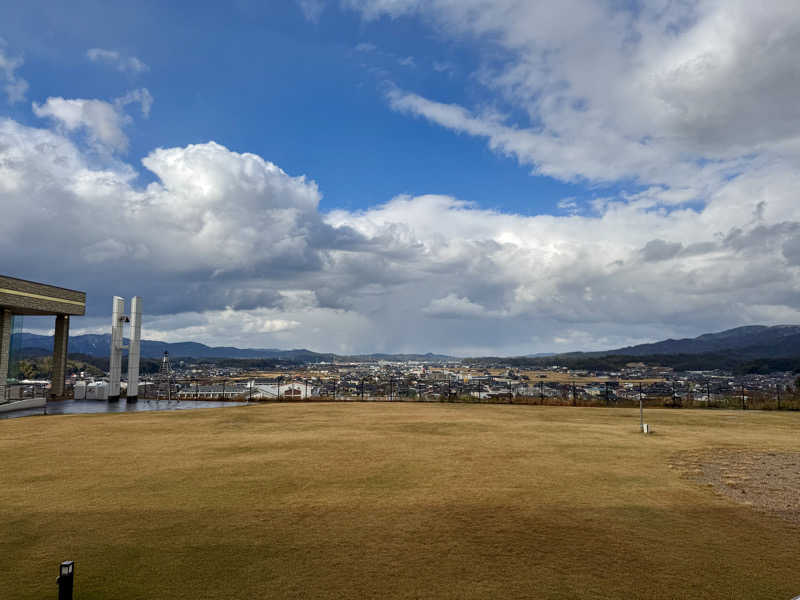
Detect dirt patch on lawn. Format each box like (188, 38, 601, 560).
(674, 449, 800, 524)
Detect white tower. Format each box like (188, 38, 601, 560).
(127, 296, 142, 402)
(108, 296, 126, 401)
(107, 296, 142, 402)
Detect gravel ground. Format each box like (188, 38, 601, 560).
(676, 449, 800, 524)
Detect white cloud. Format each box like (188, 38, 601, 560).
(31, 88, 153, 151)
(297, 0, 325, 23)
(142, 308, 301, 339)
(3, 115, 800, 353)
(0, 41, 28, 103)
(352, 0, 800, 195)
(86, 48, 149, 73)
(432, 60, 454, 74)
(556, 197, 578, 215)
(116, 88, 154, 117)
(424, 294, 489, 319)
(32, 96, 131, 151)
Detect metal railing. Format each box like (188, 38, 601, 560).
(2, 384, 48, 404)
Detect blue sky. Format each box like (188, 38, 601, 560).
(2, 1, 800, 355)
(3, 0, 588, 215)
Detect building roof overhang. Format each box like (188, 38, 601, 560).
(0, 275, 86, 316)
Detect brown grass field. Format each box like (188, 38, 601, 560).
(1, 403, 799, 599)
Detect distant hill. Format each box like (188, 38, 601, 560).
(460, 325, 800, 374)
(14, 333, 455, 363)
(17, 325, 798, 366)
(600, 325, 800, 359)
(15, 332, 332, 361)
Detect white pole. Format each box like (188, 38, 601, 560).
(108, 296, 125, 401)
(127, 296, 142, 401)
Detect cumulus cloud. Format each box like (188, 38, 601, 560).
(3, 114, 800, 353)
(86, 48, 149, 73)
(0, 41, 28, 103)
(31, 89, 153, 151)
(32, 96, 131, 150)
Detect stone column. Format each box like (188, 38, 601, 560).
(0, 309, 12, 403)
(51, 314, 69, 399)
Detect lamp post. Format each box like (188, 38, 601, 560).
(57, 560, 74, 600)
(639, 382, 644, 432)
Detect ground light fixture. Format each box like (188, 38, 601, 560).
(57, 560, 74, 600)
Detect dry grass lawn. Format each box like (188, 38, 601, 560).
(1, 403, 799, 599)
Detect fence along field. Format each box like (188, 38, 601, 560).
(165, 375, 800, 411)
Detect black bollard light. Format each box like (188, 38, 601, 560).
(57, 560, 74, 600)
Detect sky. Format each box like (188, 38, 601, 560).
(2, 0, 800, 356)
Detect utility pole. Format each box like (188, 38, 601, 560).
(333, 379, 337, 400)
(389, 378, 393, 401)
(706, 381, 711, 408)
(672, 380, 676, 406)
(361, 378, 364, 401)
(540, 381, 544, 404)
(572, 381, 576, 406)
(605, 381, 610, 407)
(741, 383, 746, 410)
(777, 384, 782, 410)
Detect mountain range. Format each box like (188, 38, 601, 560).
(594, 325, 800, 359)
(13, 333, 454, 362)
(13, 324, 800, 362)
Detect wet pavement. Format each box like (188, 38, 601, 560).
(0, 399, 249, 419)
